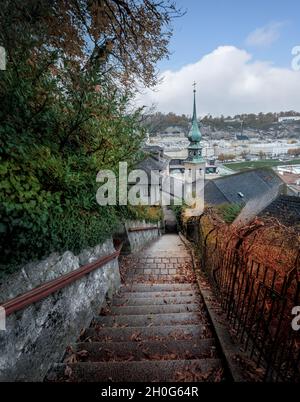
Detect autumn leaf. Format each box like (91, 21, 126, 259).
(64, 365, 73, 378)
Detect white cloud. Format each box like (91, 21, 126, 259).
(245, 21, 285, 47)
(136, 46, 300, 117)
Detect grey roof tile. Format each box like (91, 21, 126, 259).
(204, 168, 284, 206)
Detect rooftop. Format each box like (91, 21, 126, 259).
(277, 171, 300, 185)
(137, 155, 169, 178)
(259, 195, 300, 228)
(204, 168, 284, 206)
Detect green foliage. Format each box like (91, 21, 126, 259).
(170, 204, 185, 229)
(0, 3, 162, 273)
(217, 203, 243, 223)
(135, 206, 162, 222)
(0, 72, 146, 270)
(224, 159, 300, 171)
(0, 0, 181, 273)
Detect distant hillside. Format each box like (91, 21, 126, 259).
(142, 112, 190, 134)
(143, 111, 300, 137)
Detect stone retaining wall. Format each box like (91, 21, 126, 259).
(125, 220, 160, 253)
(0, 239, 120, 381)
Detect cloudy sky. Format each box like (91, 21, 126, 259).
(136, 0, 300, 117)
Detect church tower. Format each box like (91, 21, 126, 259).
(184, 83, 206, 181)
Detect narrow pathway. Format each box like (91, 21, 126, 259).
(163, 206, 177, 233)
(46, 235, 225, 382)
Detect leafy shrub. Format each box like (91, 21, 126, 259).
(170, 204, 185, 230)
(217, 203, 243, 223)
(0, 1, 176, 274)
(0, 41, 146, 273)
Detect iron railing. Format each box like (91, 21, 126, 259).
(199, 228, 300, 382)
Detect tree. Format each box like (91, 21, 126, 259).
(259, 150, 266, 160)
(288, 148, 300, 156)
(142, 112, 190, 134)
(0, 1, 181, 268)
(0, 0, 182, 89)
(218, 153, 235, 162)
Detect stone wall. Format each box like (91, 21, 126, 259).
(0, 239, 120, 382)
(125, 220, 160, 253)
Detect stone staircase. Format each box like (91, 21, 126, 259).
(45, 235, 225, 382)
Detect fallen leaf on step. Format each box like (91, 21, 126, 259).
(77, 350, 89, 358)
(64, 353, 77, 364)
(130, 332, 142, 342)
(64, 365, 73, 378)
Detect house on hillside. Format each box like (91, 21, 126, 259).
(278, 116, 300, 123)
(159, 126, 186, 137)
(276, 170, 300, 196)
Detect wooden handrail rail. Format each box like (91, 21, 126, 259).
(128, 226, 158, 232)
(1, 244, 122, 317)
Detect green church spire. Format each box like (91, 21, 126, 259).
(192, 83, 197, 122)
(186, 82, 204, 163)
(188, 82, 202, 143)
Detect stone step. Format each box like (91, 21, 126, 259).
(109, 303, 200, 315)
(69, 339, 216, 362)
(46, 358, 223, 382)
(113, 295, 199, 306)
(80, 324, 208, 342)
(122, 284, 198, 292)
(127, 275, 190, 282)
(115, 290, 200, 299)
(93, 312, 201, 327)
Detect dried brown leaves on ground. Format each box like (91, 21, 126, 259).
(174, 366, 225, 382)
(64, 346, 89, 364)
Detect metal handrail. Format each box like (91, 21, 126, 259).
(1, 244, 122, 317)
(128, 226, 158, 232)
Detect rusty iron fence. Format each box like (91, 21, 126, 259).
(196, 219, 300, 382)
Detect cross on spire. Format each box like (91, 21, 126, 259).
(193, 81, 196, 93)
